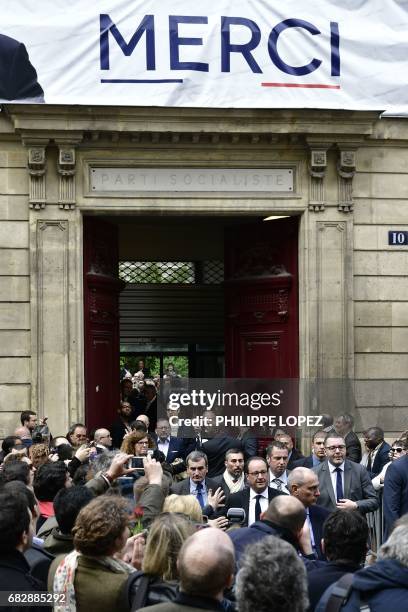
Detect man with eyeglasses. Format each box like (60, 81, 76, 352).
(383, 437, 408, 538)
(223, 456, 285, 526)
(313, 434, 378, 514)
(372, 439, 407, 490)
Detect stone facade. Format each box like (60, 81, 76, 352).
(0, 106, 406, 439)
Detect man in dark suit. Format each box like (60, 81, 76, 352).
(0, 34, 44, 102)
(275, 432, 305, 470)
(170, 450, 225, 518)
(334, 414, 362, 463)
(152, 418, 186, 463)
(292, 430, 327, 469)
(383, 452, 408, 538)
(307, 509, 368, 611)
(361, 426, 391, 478)
(228, 495, 307, 568)
(313, 434, 379, 514)
(222, 456, 284, 526)
(288, 466, 331, 560)
(212, 448, 245, 499)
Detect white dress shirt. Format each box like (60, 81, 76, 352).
(157, 437, 170, 459)
(248, 488, 269, 526)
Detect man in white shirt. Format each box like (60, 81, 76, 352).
(267, 441, 290, 494)
(223, 457, 284, 526)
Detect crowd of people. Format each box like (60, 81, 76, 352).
(0, 398, 407, 612)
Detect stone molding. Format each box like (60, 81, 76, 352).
(337, 147, 357, 213)
(27, 145, 48, 210)
(57, 146, 76, 210)
(308, 146, 329, 212)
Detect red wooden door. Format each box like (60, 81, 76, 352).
(83, 217, 125, 431)
(225, 217, 299, 379)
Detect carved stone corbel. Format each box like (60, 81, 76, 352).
(308, 147, 328, 212)
(57, 147, 76, 210)
(28, 146, 47, 209)
(337, 149, 356, 213)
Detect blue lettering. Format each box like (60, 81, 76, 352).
(221, 17, 262, 73)
(169, 15, 209, 71)
(268, 18, 322, 76)
(330, 22, 340, 76)
(100, 14, 156, 70)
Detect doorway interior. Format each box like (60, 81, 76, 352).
(83, 214, 299, 429)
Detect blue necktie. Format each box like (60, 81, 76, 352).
(335, 467, 343, 501)
(255, 494, 262, 522)
(196, 482, 204, 509)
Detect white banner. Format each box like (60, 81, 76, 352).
(1, 0, 408, 112)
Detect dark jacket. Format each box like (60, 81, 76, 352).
(287, 447, 305, 470)
(201, 437, 247, 477)
(383, 455, 408, 538)
(222, 486, 284, 526)
(0, 34, 44, 101)
(151, 434, 187, 463)
(308, 504, 331, 561)
(344, 431, 362, 463)
(368, 441, 391, 478)
(139, 591, 227, 612)
(121, 572, 178, 610)
(315, 559, 408, 611)
(171, 477, 219, 517)
(0, 550, 48, 612)
(293, 455, 315, 469)
(228, 519, 299, 568)
(307, 561, 361, 611)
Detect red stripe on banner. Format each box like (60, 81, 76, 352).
(261, 83, 340, 89)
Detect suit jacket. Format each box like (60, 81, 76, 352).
(313, 459, 379, 514)
(287, 447, 305, 470)
(292, 454, 314, 469)
(170, 477, 219, 517)
(222, 486, 284, 526)
(369, 441, 391, 478)
(0, 34, 44, 101)
(228, 519, 300, 568)
(308, 504, 331, 560)
(383, 455, 408, 538)
(151, 434, 186, 463)
(345, 431, 362, 463)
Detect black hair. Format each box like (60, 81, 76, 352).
(0, 491, 30, 553)
(53, 486, 94, 534)
(1, 436, 23, 455)
(20, 410, 36, 426)
(323, 510, 368, 564)
(2, 480, 36, 514)
(33, 462, 68, 501)
(0, 461, 30, 486)
(55, 444, 74, 462)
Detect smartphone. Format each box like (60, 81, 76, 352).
(128, 456, 144, 470)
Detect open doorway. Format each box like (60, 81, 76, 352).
(83, 215, 299, 429)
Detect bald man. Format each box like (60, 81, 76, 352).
(139, 528, 235, 612)
(288, 467, 330, 560)
(228, 495, 310, 568)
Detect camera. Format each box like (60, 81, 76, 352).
(227, 507, 246, 526)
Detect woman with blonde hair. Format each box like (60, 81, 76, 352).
(123, 512, 196, 609)
(162, 494, 202, 523)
